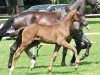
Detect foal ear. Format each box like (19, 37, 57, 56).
(76, 11, 82, 16)
(69, 9, 77, 17)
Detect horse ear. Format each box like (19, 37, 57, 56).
(76, 11, 82, 16)
(65, 6, 70, 12)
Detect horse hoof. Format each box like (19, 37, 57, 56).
(61, 63, 66, 66)
(30, 60, 36, 70)
(9, 66, 14, 75)
(70, 63, 75, 66)
(8, 64, 12, 68)
(48, 66, 52, 73)
(48, 69, 52, 73)
(49, 71, 52, 75)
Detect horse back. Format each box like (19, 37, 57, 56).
(13, 11, 62, 29)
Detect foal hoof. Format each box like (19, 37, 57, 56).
(30, 64, 36, 70)
(75, 64, 79, 70)
(48, 66, 52, 73)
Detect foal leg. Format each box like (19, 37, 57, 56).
(48, 44, 61, 74)
(9, 35, 34, 75)
(61, 40, 79, 69)
(9, 44, 26, 75)
(9, 38, 34, 75)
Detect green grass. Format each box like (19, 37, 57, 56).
(0, 18, 100, 75)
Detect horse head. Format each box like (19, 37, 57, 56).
(73, 11, 88, 27)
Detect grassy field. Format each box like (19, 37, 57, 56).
(0, 18, 100, 75)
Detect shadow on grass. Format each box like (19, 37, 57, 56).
(27, 70, 74, 75)
(13, 64, 62, 70)
(35, 64, 63, 69)
(88, 21, 100, 24)
(80, 61, 100, 65)
(16, 66, 29, 69)
(80, 61, 93, 65)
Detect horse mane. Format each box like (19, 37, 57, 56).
(86, 0, 97, 6)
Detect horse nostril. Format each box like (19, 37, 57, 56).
(82, 21, 88, 26)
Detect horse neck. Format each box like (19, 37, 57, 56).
(55, 8, 67, 19)
(87, 0, 97, 6)
(61, 12, 75, 29)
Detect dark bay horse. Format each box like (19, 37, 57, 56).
(9, 10, 83, 75)
(0, 0, 95, 68)
(61, 0, 100, 66)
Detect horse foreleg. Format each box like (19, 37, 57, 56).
(61, 37, 71, 66)
(48, 44, 61, 74)
(70, 38, 82, 65)
(61, 40, 79, 69)
(61, 47, 68, 66)
(80, 34, 92, 60)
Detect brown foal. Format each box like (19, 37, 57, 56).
(10, 10, 83, 75)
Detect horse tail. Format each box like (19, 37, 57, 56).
(0, 17, 15, 41)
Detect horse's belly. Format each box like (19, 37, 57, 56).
(37, 31, 57, 44)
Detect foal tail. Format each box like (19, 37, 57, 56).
(0, 17, 14, 41)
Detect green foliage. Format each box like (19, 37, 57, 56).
(85, 5, 92, 14)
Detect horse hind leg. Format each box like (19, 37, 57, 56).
(61, 47, 68, 66)
(8, 42, 19, 68)
(80, 40, 92, 60)
(61, 37, 71, 66)
(8, 33, 22, 68)
(80, 34, 92, 60)
(24, 41, 40, 70)
(24, 47, 36, 70)
(9, 37, 34, 75)
(60, 40, 79, 69)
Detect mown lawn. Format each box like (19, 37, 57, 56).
(0, 18, 100, 75)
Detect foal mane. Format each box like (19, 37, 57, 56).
(62, 9, 77, 24)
